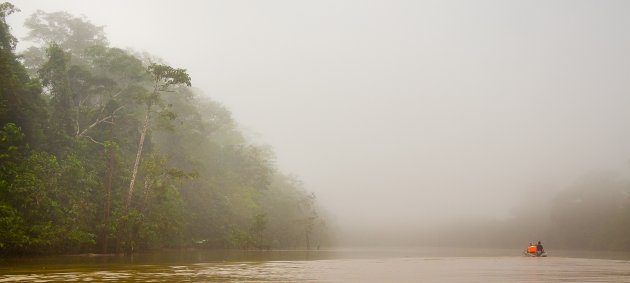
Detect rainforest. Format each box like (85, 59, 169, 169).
(0, 3, 331, 255)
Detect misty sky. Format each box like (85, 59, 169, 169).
(8, 0, 630, 233)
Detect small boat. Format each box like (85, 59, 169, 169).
(523, 244, 547, 257)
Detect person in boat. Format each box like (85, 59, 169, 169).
(536, 241, 544, 255)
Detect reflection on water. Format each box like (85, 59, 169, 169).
(1, 249, 629, 282)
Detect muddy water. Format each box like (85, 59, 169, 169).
(1, 249, 629, 282)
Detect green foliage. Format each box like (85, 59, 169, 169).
(259, 175, 330, 249)
(39, 43, 75, 146)
(0, 3, 47, 148)
(0, 7, 332, 255)
(0, 203, 27, 250)
(249, 213, 268, 248)
(23, 9, 108, 56)
(226, 226, 255, 249)
(2, 147, 63, 253)
(147, 63, 191, 89)
(0, 2, 18, 50)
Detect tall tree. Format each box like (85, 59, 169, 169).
(126, 63, 190, 208)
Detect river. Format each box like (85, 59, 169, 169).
(1, 248, 629, 282)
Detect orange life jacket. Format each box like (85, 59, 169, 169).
(527, 245, 537, 253)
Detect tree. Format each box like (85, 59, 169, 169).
(0, 2, 46, 147)
(250, 213, 268, 249)
(22, 10, 108, 75)
(38, 43, 75, 152)
(0, 2, 18, 50)
(126, 63, 190, 208)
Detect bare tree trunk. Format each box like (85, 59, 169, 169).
(126, 107, 151, 208)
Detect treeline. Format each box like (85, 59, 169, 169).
(0, 3, 331, 255)
(421, 174, 630, 251)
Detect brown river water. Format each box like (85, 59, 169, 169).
(1, 248, 629, 282)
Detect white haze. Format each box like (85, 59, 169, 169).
(9, 0, 630, 241)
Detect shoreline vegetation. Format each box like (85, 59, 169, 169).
(0, 3, 332, 256)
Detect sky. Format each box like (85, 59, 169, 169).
(7, 0, 630, 237)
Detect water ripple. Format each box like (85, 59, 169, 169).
(1, 257, 629, 282)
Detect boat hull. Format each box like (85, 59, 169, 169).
(523, 251, 547, 257)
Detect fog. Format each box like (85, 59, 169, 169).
(9, 0, 630, 245)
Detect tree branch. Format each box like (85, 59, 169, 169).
(84, 135, 105, 146)
(77, 105, 124, 138)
